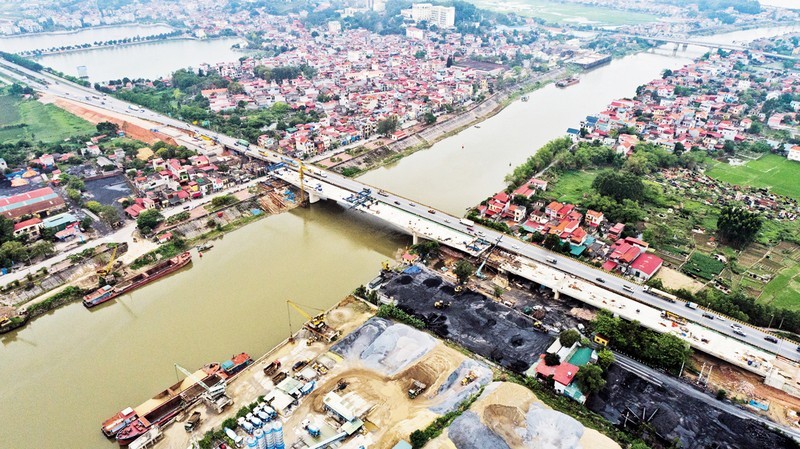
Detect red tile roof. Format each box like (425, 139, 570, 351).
(535, 356, 579, 386)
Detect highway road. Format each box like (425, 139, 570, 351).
(2, 58, 798, 363)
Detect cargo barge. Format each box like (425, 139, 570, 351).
(106, 361, 233, 446)
(556, 76, 580, 88)
(83, 252, 192, 308)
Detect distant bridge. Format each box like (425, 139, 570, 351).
(615, 33, 799, 61)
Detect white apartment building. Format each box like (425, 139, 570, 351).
(402, 3, 456, 29)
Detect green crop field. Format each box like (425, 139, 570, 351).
(0, 91, 95, 143)
(547, 170, 598, 204)
(682, 252, 725, 281)
(707, 154, 800, 200)
(468, 0, 659, 25)
(763, 264, 800, 311)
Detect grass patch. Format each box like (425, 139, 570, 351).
(682, 252, 725, 281)
(547, 170, 599, 204)
(707, 154, 800, 200)
(0, 91, 95, 143)
(0, 93, 21, 125)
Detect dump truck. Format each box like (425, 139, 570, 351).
(184, 411, 201, 432)
(408, 380, 427, 399)
(263, 360, 281, 376)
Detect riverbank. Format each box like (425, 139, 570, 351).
(324, 67, 569, 177)
(0, 22, 175, 40)
(2, 182, 301, 334)
(22, 31, 187, 58)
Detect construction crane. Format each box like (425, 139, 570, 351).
(286, 300, 341, 342)
(287, 300, 327, 335)
(174, 363, 226, 398)
(298, 163, 307, 205)
(97, 245, 118, 276)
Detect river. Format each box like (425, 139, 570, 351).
(358, 25, 800, 215)
(0, 25, 796, 449)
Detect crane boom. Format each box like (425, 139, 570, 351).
(175, 363, 225, 396)
(97, 245, 118, 276)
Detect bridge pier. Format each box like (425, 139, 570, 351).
(412, 231, 419, 245)
(553, 289, 560, 300)
(307, 191, 321, 204)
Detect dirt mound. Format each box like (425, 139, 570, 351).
(397, 351, 453, 391)
(483, 404, 526, 448)
(398, 275, 413, 284)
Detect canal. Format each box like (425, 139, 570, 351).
(0, 25, 796, 449)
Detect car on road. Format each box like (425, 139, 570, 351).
(764, 336, 779, 343)
(733, 329, 746, 337)
(731, 323, 742, 330)
(595, 277, 605, 283)
(428, 209, 435, 214)
(512, 244, 520, 249)
(622, 284, 634, 292)
(702, 313, 715, 320)
(409, 203, 416, 207)
(444, 219, 450, 223)
(393, 201, 400, 205)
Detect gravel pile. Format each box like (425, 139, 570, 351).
(332, 317, 437, 376)
(448, 411, 511, 449)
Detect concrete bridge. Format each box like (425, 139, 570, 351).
(615, 33, 799, 60)
(3, 57, 800, 367)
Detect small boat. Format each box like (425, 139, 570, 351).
(474, 125, 481, 129)
(221, 352, 253, 377)
(556, 76, 580, 88)
(196, 243, 213, 252)
(102, 407, 138, 438)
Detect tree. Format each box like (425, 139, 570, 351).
(575, 364, 606, 395)
(80, 216, 93, 230)
(0, 216, 14, 245)
(28, 240, 55, 259)
(592, 170, 644, 203)
(100, 205, 120, 227)
(717, 206, 762, 248)
(543, 233, 561, 250)
(453, 259, 474, 284)
(96, 121, 119, 134)
(85, 200, 103, 214)
(137, 209, 164, 233)
(410, 430, 428, 448)
(0, 241, 28, 264)
(543, 352, 561, 366)
(673, 141, 685, 156)
(723, 140, 735, 154)
(377, 116, 399, 136)
(597, 349, 615, 371)
(410, 241, 440, 260)
(662, 69, 673, 79)
(422, 111, 437, 125)
(559, 329, 581, 347)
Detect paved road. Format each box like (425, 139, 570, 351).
(3, 59, 798, 362)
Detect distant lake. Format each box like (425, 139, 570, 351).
(0, 23, 175, 53)
(34, 37, 246, 82)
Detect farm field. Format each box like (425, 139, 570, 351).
(468, 0, 659, 25)
(707, 154, 800, 200)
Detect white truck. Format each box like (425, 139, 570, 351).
(460, 218, 475, 227)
